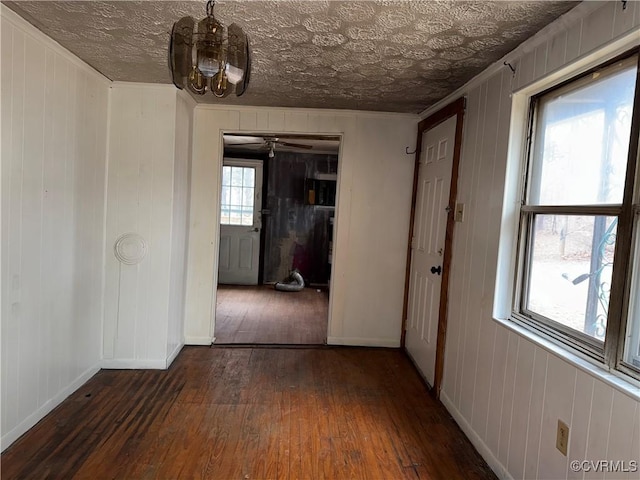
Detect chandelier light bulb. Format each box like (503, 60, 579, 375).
(197, 53, 219, 78)
(212, 70, 229, 98)
(188, 67, 206, 94)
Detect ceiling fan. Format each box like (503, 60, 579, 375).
(226, 135, 314, 158)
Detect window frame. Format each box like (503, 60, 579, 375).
(512, 47, 640, 381)
(219, 162, 259, 227)
(621, 204, 640, 373)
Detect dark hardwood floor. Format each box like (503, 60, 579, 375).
(214, 285, 328, 344)
(1, 346, 496, 480)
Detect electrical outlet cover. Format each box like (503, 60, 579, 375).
(556, 419, 569, 456)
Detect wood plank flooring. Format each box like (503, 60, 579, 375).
(1, 347, 496, 480)
(214, 285, 328, 344)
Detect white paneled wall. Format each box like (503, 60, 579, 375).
(167, 91, 195, 364)
(185, 107, 417, 346)
(424, 2, 640, 479)
(103, 83, 193, 369)
(1, 7, 109, 450)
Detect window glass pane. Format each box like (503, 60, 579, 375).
(242, 187, 254, 207)
(243, 168, 255, 188)
(241, 210, 253, 226)
(221, 186, 230, 206)
(526, 214, 617, 341)
(529, 59, 637, 205)
(229, 205, 242, 225)
(222, 166, 231, 187)
(221, 165, 259, 226)
(624, 219, 640, 369)
(231, 167, 243, 186)
(230, 186, 242, 206)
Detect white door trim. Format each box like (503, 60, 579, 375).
(402, 98, 465, 397)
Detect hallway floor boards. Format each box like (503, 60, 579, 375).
(1, 346, 496, 480)
(214, 285, 328, 344)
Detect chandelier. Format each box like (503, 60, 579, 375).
(169, 0, 251, 97)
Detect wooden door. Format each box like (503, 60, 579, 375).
(218, 159, 263, 285)
(405, 115, 457, 386)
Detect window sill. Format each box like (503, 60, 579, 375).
(493, 316, 640, 402)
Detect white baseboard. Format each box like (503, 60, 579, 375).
(1, 363, 101, 452)
(101, 358, 167, 369)
(440, 391, 513, 480)
(166, 342, 184, 368)
(184, 336, 213, 346)
(327, 336, 400, 348)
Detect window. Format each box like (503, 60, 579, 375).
(514, 51, 640, 380)
(220, 165, 255, 226)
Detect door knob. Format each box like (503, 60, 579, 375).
(430, 265, 442, 275)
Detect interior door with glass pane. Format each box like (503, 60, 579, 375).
(218, 159, 263, 285)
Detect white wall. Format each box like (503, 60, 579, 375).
(103, 83, 193, 369)
(167, 91, 195, 365)
(1, 6, 109, 450)
(185, 107, 417, 347)
(424, 2, 640, 479)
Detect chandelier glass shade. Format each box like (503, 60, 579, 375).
(169, 0, 250, 97)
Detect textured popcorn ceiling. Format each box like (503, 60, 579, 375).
(5, 1, 578, 113)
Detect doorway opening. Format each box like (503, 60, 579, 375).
(214, 133, 341, 345)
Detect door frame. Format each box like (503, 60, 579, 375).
(401, 97, 466, 398)
(212, 131, 343, 343)
(220, 151, 270, 283)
